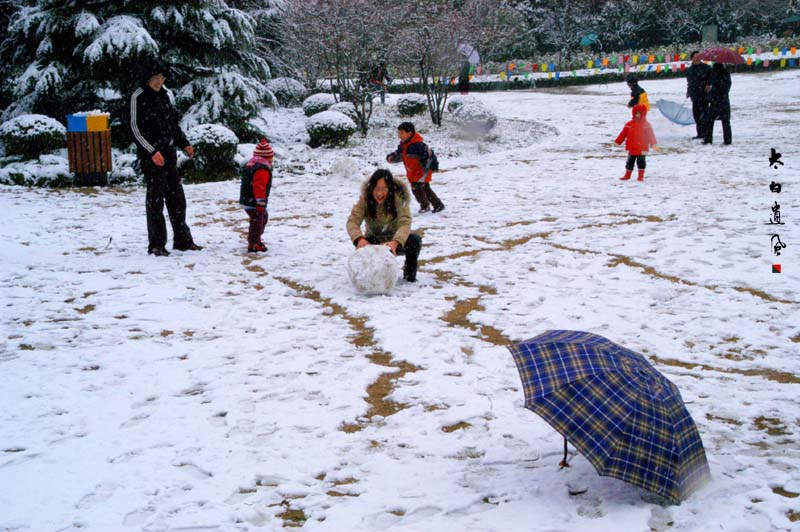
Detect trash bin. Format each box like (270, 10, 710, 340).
(66, 113, 111, 186)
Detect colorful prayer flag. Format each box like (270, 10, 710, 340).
(680, 53, 687, 60)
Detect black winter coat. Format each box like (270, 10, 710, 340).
(130, 85, 189, 157)
(686, 63, 711, 100)
(707, 70, 732, 120)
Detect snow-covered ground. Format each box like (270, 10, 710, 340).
(1, 71, 799, 532)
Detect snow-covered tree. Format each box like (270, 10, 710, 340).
(1, 1, 271, 141)
(281, 0, 399, 136)
(397, 0, 519, 126)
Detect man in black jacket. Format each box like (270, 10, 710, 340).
(686, 51, 711, 139)
(131, 58, 202, 256)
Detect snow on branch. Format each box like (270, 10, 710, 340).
(83, 15, 159, 64)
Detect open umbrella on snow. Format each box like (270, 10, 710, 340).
(508, 330, 711, 504)
(656, 99, 695, 126)
(696, 48, 745, 64)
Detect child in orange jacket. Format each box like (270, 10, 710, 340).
(615, 103, 658, 181)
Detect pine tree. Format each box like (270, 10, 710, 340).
(1, 0, 271, 141)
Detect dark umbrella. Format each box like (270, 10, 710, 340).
(508, 330, 711, 504)
(696, 48, 745, 65)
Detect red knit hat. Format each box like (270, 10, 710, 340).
(253, 138, 274, 159)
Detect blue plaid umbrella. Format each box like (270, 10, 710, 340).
(508, 330, 710, 504)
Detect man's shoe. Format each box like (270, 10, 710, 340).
(432, 204, 445, 213)
(418, 206, 431, 214)
(174, 242, 203, 251)
(148, 247, 170, 257)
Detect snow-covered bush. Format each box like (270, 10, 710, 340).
(302, 93, 337, 117)
(446, 95, 477, 114)
(0, 114, 65, 159)
(397, 94, 427, 117)
(329, 101, 359, 122)
(0, 154, 72, 187)
(306, 111, 357, 148)
(452, 102, 498, 136)
(183, 123, 239, 182)
(330, 157, 360, 178)
(266, 77, 307, 107)
(347, 245, 399, 295)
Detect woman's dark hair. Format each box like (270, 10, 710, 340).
(398, 122, 415, 134)
(365, 169, 397, 220)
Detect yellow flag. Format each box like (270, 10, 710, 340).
(632, 55, 639, 64)
(774, 47, 780, 55)
(548, 72, 554, 79)
(680, 53, 687, 60)
(587, 60, 593, 68)
(781, 59, 787, 67)
(499, 71, 507, 80)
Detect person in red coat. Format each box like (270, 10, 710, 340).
(614, 103, 658, 181)
(386, 122, 445, 213)
(239, 139, 274, 252)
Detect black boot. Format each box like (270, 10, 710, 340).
(148, 246, 170, 257)
(174, 242, 203, 251)
(402, 234, 422, 282)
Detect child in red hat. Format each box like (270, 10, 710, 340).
(614, 103, 658, 181)
(239, 139, 274, 251)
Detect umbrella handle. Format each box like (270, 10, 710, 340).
(559, 437, 570, 468)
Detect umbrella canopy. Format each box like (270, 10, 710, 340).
(457, 42, 480, 65)
(508, 330, 711, 504)
(580, 33, 599, 47)
(656, 99, 695, 126)
(696, 48, 745, 64)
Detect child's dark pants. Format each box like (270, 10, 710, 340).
(625, 155, 647, 170)
(246, 209, 268, 247)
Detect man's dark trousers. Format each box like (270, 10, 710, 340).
(142, 150, 194, 252)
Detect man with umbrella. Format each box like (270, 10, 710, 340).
(686, 51, 711, 139)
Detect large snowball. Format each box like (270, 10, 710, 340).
(347, 245, 399, 295)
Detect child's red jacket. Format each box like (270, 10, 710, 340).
(615, 104, 657, 156)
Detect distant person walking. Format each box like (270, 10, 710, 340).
(130, 57, 202, 256)
(686, 51, 712, 139)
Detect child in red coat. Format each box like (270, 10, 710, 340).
(615, 103, 658, 181)
(239, 139, 274, 252)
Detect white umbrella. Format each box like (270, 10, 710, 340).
(457, 42, 480, 64)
